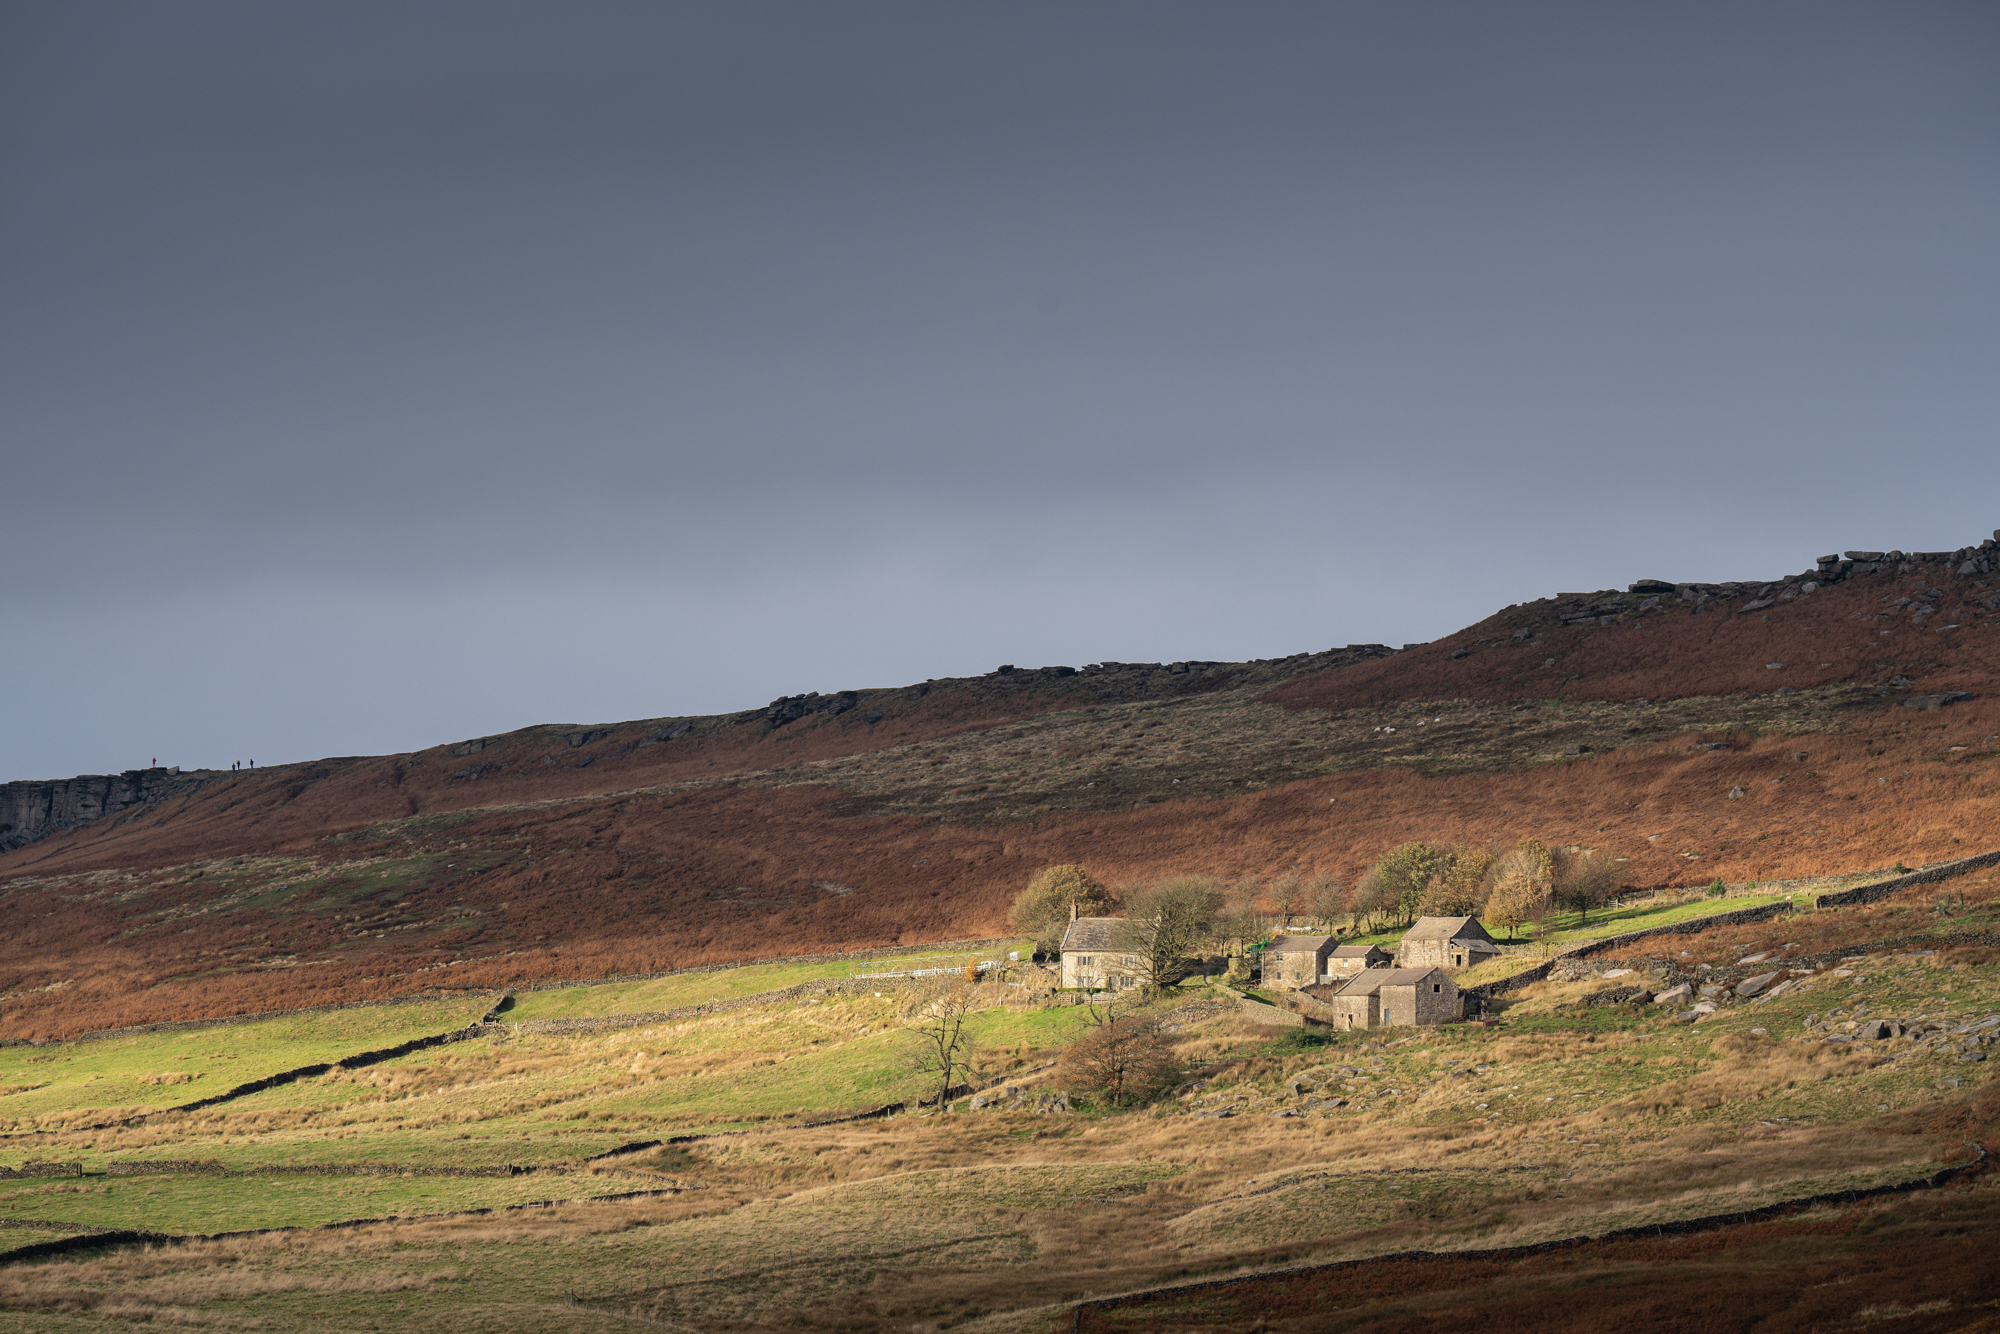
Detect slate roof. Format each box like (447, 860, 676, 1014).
(1328, 944, 1390, 960)
(1266, 934, 1335, 954)
(1059, 917, 1127, 953)
(1398, 916, 1502, 949)
(1333, 967, 1448, 996)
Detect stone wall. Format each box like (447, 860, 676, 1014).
(1812, 850, 2000, 909)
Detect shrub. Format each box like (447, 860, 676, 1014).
(1057, 1013, 1183, 1106)
(1706, 878, 1727, 899)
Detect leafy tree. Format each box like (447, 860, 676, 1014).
(1416, 845, 1493, 917)
(905, 978, 978, 1110)
(1112, 875, 1225, 991)
(1369, 843, 1445, 927)
(1058, 1008, 1183, 1106)
(1009, 865, 1111, 956)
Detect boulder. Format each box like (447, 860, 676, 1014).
(1736, 971, 1782, 998)
(1906, 692, 1973, 711)
(1855, 1020, 1892, 1040)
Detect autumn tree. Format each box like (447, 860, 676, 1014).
(1415, 845, 1493, 918)
(1009, 865, 1111, 956)
(904, 978, 979, 1110)
(1112, 875, 1226, 991)
(1484, 840, 1554, 940)
(1058, 1008, 1183, 1106)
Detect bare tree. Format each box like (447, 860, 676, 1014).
(1266, 873, 1309, 928)
(1552, 847, 1619, 925)
(1113, 875, 1225, 992)
(905, 979, 978, 1109)
(1306, 875, 1347, 933)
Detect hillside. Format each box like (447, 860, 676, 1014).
(1, 534, 1995, 1039)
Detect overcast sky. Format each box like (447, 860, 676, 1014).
(3, 2, 1996, 780)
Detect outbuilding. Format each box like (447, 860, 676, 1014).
(1395, 916, 1503, 972)
(1323, 943, 1392, 980)
(1261, 934, 1339, 990)
(1326, 967, 1460, 1030)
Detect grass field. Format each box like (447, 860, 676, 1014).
(503, 940, 1031, 1023)
(0, 890, 1993, 1332)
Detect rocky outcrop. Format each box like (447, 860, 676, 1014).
(1631, 530, 1999, 598)
(0, 768, 204, 854)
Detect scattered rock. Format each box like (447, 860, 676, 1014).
(1736, 971, 1782, 998)
(1906, 692, 1973, 711)
(1652, 983, 1693, 1006)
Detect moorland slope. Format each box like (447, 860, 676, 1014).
(2, 534, 1995, 1038)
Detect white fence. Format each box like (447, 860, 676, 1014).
(848, 954, 997, 980)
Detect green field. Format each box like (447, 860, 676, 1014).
(0, 996, 497, 1131)
(0, 905, 1991, 1333)
(0, 1170, 643, 1235)
(503, 940, 1031, 1023)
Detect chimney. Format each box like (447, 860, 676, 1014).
(1070, 901, 1078, 922)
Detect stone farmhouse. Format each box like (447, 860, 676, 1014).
(1260, 934, 1341, 990)
(1058, 917, 1144, 990)
(1323, 943, 1392, 979)
(1321, 967, 1460, 1030)
(1395, 916, 1503, 972)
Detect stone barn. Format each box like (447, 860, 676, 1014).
(1395, 916, 1503, 972)
(1059, 917, 1142, 990)
(1323, 944, 1392, 979)
(1326, 967, 1460, 1030)
(1260, 934, 1339, 990)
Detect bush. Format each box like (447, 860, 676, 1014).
(1057, 1014, 1183, 1106)
(1706, 878, 1727, 898)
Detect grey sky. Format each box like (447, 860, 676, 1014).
(4, 2, 1996, 781)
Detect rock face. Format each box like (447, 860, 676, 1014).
(0, 768, 203, 854)
(1631, 532, 1997, 595)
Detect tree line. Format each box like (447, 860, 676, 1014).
(1008, 838, 1621, 967)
